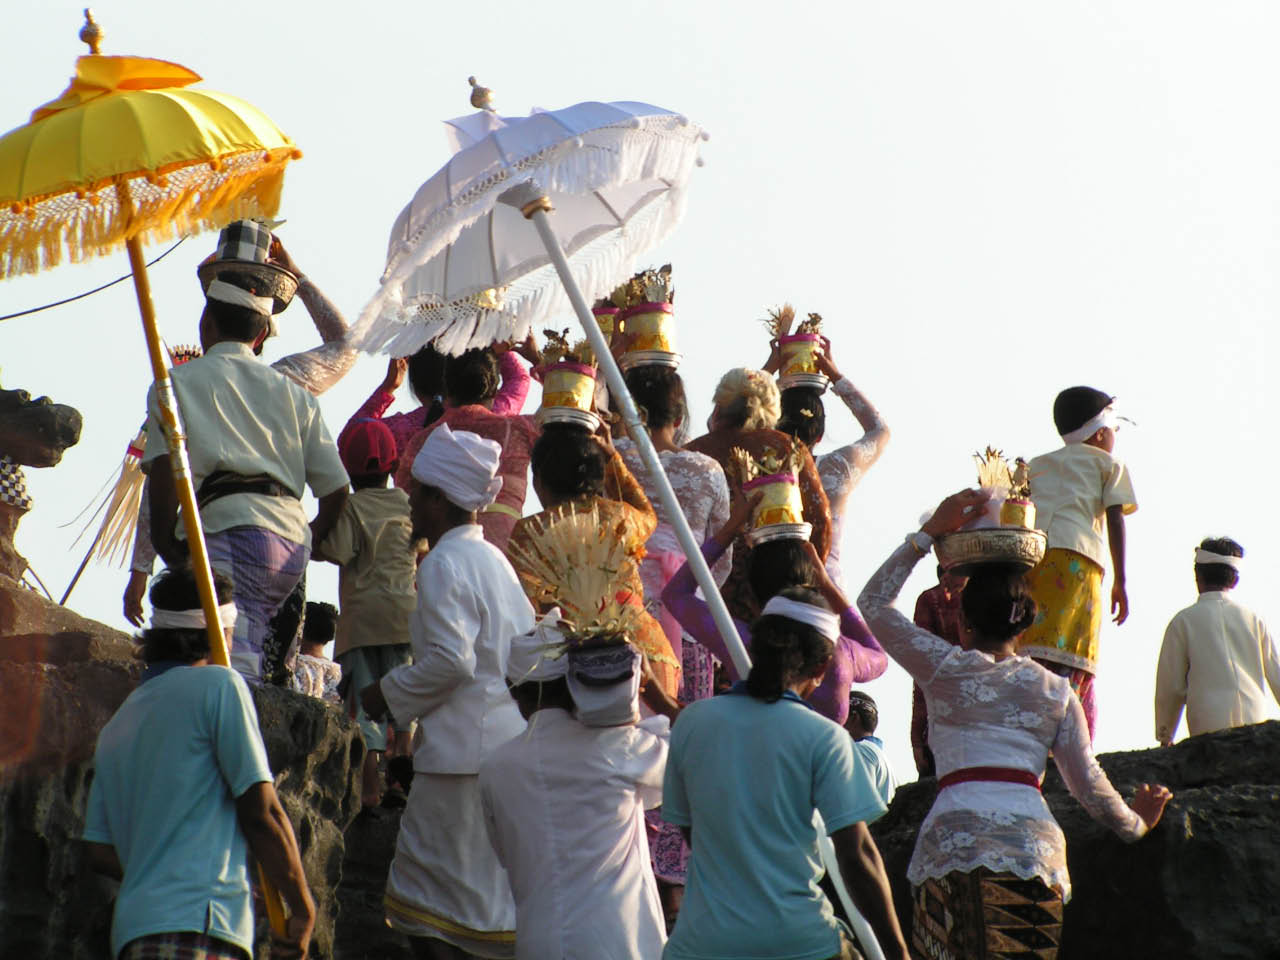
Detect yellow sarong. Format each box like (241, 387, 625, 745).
(1017, 547, 1104, 673)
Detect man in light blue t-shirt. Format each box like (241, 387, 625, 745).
(662, 588, 909, 960)
(83, 568, 315, 960)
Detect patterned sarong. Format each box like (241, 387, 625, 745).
(119, 932, 249, 960)
(1018, 548, 1104, 674)
(206, 526, 307, 683)
(912, 869, 1062, 959)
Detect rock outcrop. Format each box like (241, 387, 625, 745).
(870, 721, 1280, 960)
(0, 386, 83, 580)
(0, 580, 364, 959)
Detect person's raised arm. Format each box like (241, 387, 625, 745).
(816, 341, 890, 486)
(804, 540, 887, 677)
(858, 490, 988, 684)
(490, 341, 533, 416)
(797, 444, 833, 560)
(829, 823, 911, 960)
(1052, 693, 1169, 840)
(1106, 505, 1128, 625)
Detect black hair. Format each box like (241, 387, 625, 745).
(302, 601, 338, 647)
(407, 344, 447, 407)
(443, 348, 501, 406)
(624, 366, 687, 431)
(350, 472, 391, 491)
(747, 537, 815, 604)
(138, 566, 235, 664)
(1052, 386, 1113, 436)
(204, 271, 270, 342)
(508, 676, 575, 717)
(960, 564, 1037, 642)
(530, 423, 605, 500)
(777, 386, 826, 450)
(848, 690, 879, 734)
(745, 586, 834, 702)
(1196, 536, 1243, 590)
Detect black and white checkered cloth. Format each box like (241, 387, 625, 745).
(0, 456, 32, 511)
(214, 219, 271, 264)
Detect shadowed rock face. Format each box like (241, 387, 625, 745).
(0, 389, 82, 469)
(871, 721, 1280, 960)
(0, 581, 364, 960)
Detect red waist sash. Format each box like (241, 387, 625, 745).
(937, 766, 1042, 791)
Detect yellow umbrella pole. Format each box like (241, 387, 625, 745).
(117, 182, 288, 939)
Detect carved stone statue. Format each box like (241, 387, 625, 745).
(0, 388, 83, 581)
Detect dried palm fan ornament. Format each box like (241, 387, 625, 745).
(60, 344, 203, 604)
(505, 502, 644, 647)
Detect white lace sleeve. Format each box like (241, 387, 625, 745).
(818, 379, 889, 512)
(1051, 694, 1147, 842)
(857, 541, 955, 685)
(269, 278, 359, 396)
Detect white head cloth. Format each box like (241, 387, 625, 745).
(206, 278, 273, 317)
(1061, 404, 1117, 445)
(506, 609, 569, 682)
(760, 595, 840, 641)
(411, 422, 503, 511)
(1195, 548, 1242, 570)
(150, 602, 238, 631)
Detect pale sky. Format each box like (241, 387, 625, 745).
(2, 1, 1277, 780)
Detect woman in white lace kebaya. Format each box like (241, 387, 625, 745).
(773, 342, 889, 592)
(614, 364, 730, 924)
(858, 490, 1171, 960)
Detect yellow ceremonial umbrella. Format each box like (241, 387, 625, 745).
(0, 10, 298, 935)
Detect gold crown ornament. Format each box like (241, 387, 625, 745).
(613, 265, 680, 370)
(591, 298, 621, 347)
(536, 329, 600, 430)
(729, 445, 811, 545)
(765, 306, 828, 391)
(935, 447, 1045, 574)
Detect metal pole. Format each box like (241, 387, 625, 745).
(524, 202, 750, 679)
(526, 196, 884, 960)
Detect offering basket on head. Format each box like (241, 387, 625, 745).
(935, 448, 1046, 574)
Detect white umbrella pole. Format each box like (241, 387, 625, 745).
(525, 204, 749, 679)
(527, 200, 887, 960)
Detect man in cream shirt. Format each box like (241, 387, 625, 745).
(1155, 537, 1280, 744)
(361, 424, 533, 960)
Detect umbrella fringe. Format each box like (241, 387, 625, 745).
(0, 150, 292, 280)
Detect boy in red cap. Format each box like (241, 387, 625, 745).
(315, 418, 417, 808)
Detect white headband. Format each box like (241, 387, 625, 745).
(150, 602, 239, 631)
(760, 595, 840, 641)
(1061, 405, 1116, 445)
(206, 279, 273, 316)
(1195, 548, 1242, 570)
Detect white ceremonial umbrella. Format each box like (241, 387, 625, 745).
(352, 88, 887, 960)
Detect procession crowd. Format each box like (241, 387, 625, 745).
(83, 221, 1279, 960)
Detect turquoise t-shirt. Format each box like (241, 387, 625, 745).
(83, 665, 272, 958)
(662, 691, 887, 960)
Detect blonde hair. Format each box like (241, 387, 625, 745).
(712, 368, 781, 431)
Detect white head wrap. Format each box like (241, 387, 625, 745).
(206, 278, 273, 317)
(411, 423, 503, 511)
(1061, 404, 1118, 445)
(150, 602, 238, 631)
(1195, 548, 1242, 570)
(760, 595, 841, 641)
(506, 609, 570, 683)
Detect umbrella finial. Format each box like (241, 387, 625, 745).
(80, 9, 103, 54)
(468, 76, 495, 112)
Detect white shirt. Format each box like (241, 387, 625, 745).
(859, 541, 1146, 900)
(143, 341, 349, 548)
(1028, 443, 1137, 569)
(479, 709, 668, 960)
(382, 524, 533, 775)
(1155, 590, 1280, 742)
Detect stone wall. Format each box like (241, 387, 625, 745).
(0, 580, 364, 959)
(870, 720, 1280, 960)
